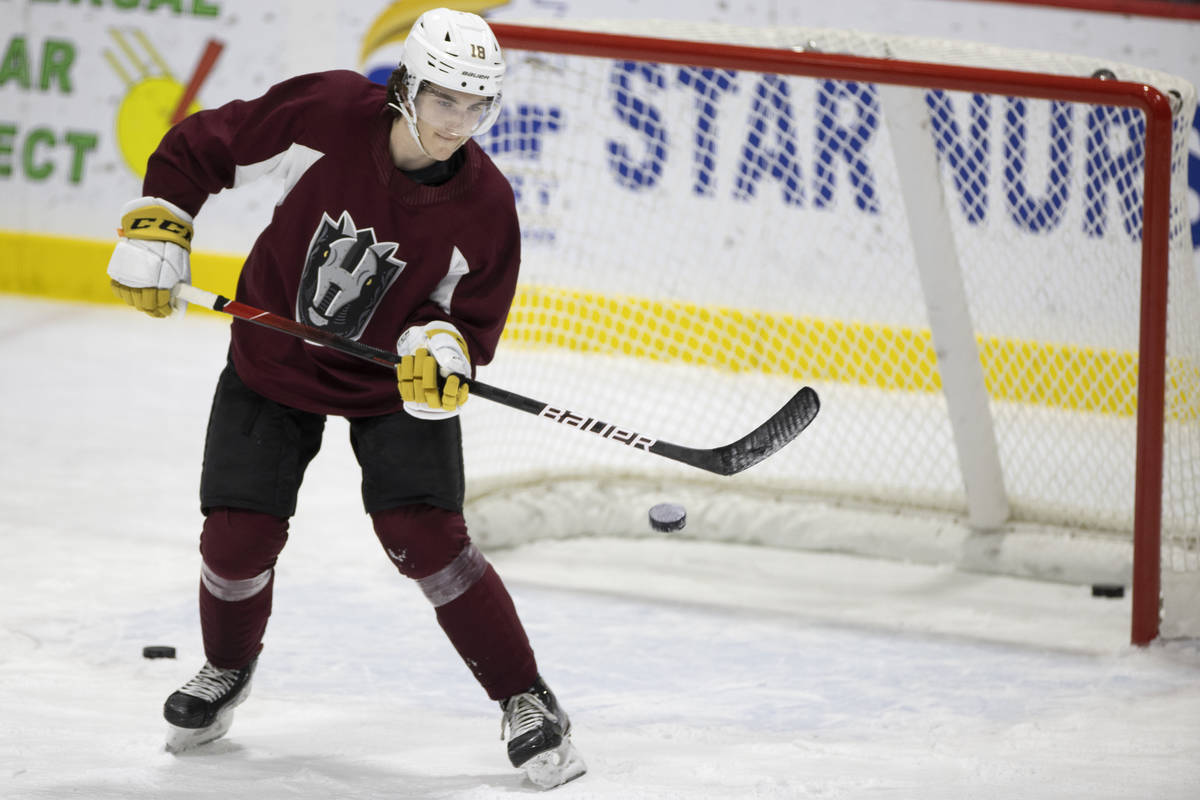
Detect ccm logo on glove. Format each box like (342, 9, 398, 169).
(106, 196, 195, 318)
(123, 211, 194, 250)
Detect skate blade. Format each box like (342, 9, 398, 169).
(520, 738, 587, 790)
(164, 710, 235, 754)
(163, 676, 252, 754)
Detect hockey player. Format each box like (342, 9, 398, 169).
(104, 8, 584, 790)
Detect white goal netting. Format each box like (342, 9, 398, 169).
(459, 20, 1200, 640)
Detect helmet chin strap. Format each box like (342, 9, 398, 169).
(388, 97, 435, 160)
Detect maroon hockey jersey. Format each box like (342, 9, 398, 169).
(143, 70, 521, 417)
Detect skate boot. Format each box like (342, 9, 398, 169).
(163, 658, 257, 753)
(500, 675, 586, 789)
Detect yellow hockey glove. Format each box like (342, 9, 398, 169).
(396, 322, 471, 418)
(398, 348, 469, 412)
(106, 196, 194, 318)
(108, 282, 175, 318)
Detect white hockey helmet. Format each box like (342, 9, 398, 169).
(395, 8, 505, 134)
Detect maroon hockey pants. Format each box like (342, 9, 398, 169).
(198, 504, 537, 700)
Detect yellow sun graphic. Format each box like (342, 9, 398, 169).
(104, 28, 223, 178)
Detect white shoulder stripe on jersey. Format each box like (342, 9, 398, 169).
(429, 246, 469, 315)
(232, 143, 324, 206)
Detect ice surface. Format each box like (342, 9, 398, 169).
(1, 295, 1198, 799)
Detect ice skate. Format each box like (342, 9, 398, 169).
(163, 658, 256, 753)
(500, 676, 586, 789)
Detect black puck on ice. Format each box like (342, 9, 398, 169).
(142, 645, 177, 659)
(649, 502, 687, 532)
(1091, 584, 1125, 599)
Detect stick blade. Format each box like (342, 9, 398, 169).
(650, 386, 820, 476)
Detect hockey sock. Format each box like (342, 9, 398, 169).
(434, 564, 538, 701)
(198, 508, 289, 669)
(372, 505, 537, 699)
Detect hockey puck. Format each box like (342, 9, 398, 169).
(1091, 584, 1125, 599)
(142, 645, 177, 659)
(649, 502, 687, 532)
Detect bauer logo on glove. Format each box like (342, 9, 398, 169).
(396, 322, 472, 419)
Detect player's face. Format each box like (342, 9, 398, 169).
(413, 85, 495, 159)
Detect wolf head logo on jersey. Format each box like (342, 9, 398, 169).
(296, 211, 406, 339)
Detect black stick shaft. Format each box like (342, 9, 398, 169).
(172, 283, 817, 475)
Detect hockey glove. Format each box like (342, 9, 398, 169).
(396, 322, 471, 419)
(106, 196, 194, 318)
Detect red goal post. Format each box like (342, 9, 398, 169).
(471, 21, 1197, 645)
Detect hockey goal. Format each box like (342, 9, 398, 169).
(459, 20, 1200, 644)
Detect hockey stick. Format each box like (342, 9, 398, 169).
(171, 283, 819, 476)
